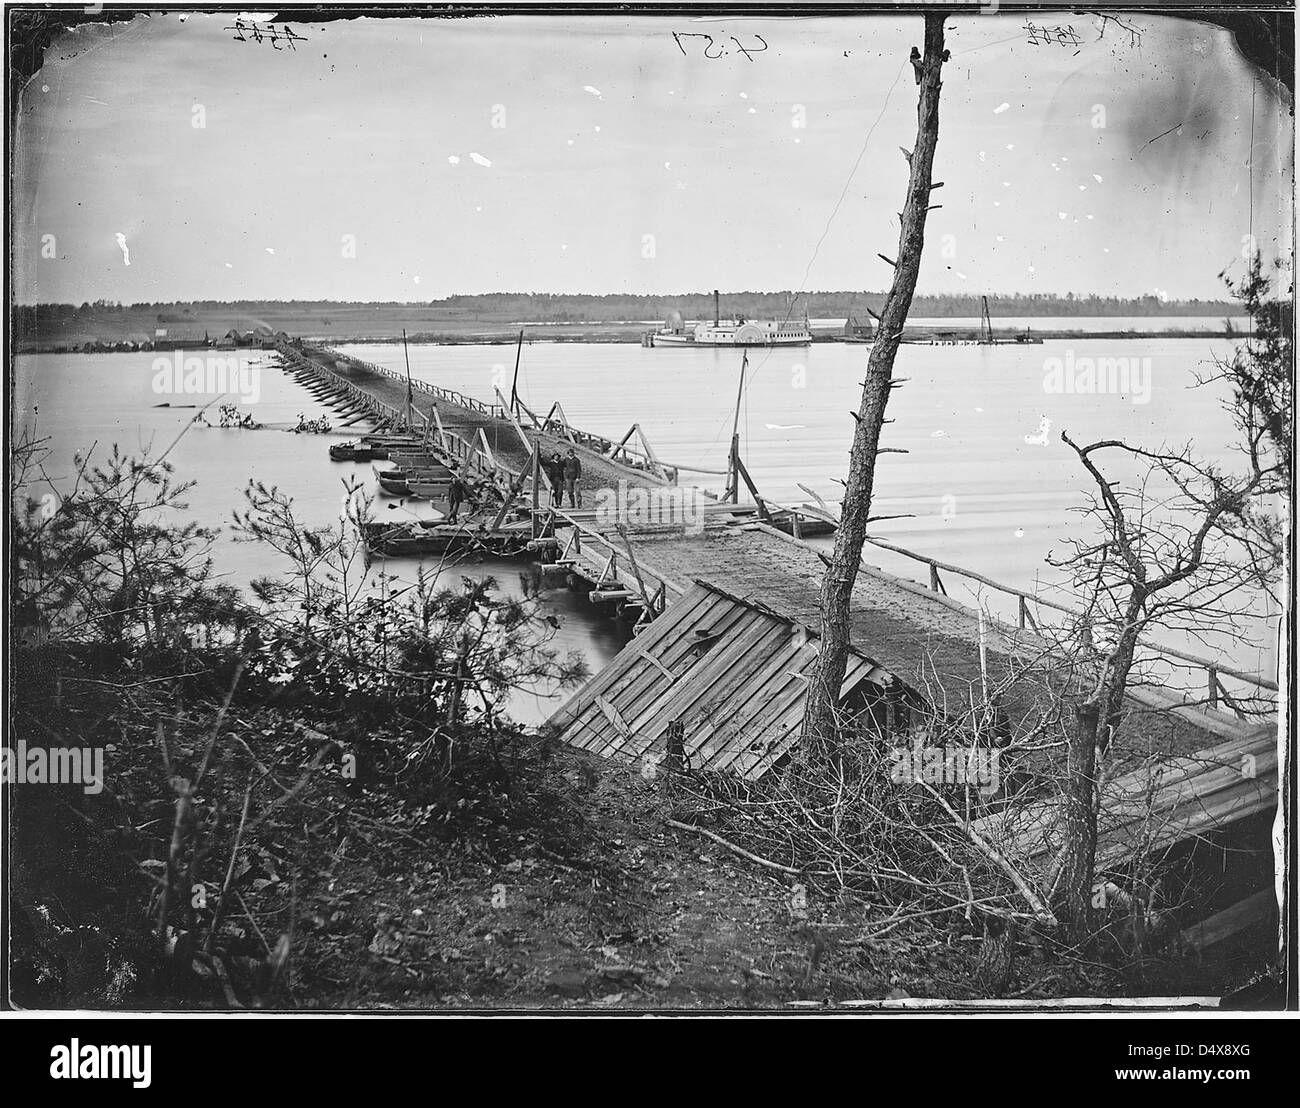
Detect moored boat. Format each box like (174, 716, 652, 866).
(767, 509, 837, 538)
(650, 319, 812, 347)
(330, 440, 376, 462)
(407, 479, 453, 502)
(383, 464, 454, 481)
(376, 473, 414, 497)
(361, 518, 534, 557)
(645, 290, 811, 348)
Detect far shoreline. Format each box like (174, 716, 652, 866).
(17, 322, 1252, 355)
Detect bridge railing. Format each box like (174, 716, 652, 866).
(532, 505, 682, 626)
(743, 493, 1277, 719)
(282, 349, 411, 428)
(313, 342, 688, 485)
(849, 532, 1278, 710)
(315, 345, 506, 418)
(509, 396, 674, 483)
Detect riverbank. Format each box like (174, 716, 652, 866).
(14, 304, 1250, 354)
(18, 324, 1246, 354)
(318, 324, 1247, 345)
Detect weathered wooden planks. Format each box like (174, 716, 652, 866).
(1181, 890, 1277, 952)
(549, 580, 894, 780)
(971, 728, 1279, 874)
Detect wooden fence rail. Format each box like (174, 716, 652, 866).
(852, 532, 1278, 697)
(316, 345, 507, 418)
(739, 491, 1278, 711)
(281, 349, 410, 428)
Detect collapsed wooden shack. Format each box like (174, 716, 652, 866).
(548, 580, 896, 781)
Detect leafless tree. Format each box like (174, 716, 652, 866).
(1046, 422, 1281, 937)
(803, 13, 951, 753)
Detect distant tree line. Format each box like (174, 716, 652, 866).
(12, 290, 1248, 341)
(427, 290, 1246, 321)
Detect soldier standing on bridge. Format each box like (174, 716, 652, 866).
(547, 452, 565, 507)
(563, 448, 582, 509)
(445, 474, 473, 525)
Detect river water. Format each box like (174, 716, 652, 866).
(13, 328, 1279, 718)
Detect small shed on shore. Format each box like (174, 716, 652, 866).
(548, 579, 896, 780)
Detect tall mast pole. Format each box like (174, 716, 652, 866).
(402, 328, 414, 427)
(509, 329, 524, 417)
(728, 350, 747, 502)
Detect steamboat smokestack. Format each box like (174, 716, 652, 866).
(714, 288, 719, 326)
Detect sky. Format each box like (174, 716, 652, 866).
(11, 10, 1294, 304)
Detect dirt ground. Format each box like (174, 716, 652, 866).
(284, 746, 1272, 1011)
(9, 723, 1274, 1012)
(294, 751, 993, 1010)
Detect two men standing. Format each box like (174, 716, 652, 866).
(447, 444, 582, 525)
(546, 447, 582, 509)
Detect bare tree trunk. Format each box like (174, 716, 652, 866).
(802, 14, 949, 752)
(1054, 701, 1100, 939)
(1054, 596, 1142, 936)
(1097, 601, 1143, 752)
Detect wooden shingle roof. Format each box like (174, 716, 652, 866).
(549, 580, 890, 780)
